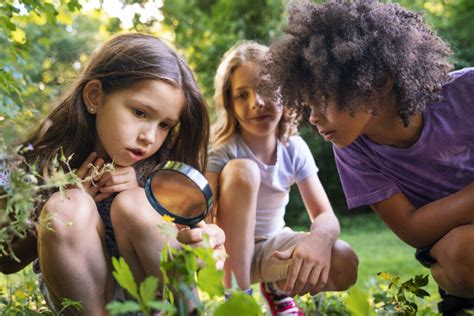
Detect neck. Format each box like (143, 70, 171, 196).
(364, 91, 424, 149)
(240, 130, 278, 165)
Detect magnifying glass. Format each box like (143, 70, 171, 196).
(144, 161, 213, 228)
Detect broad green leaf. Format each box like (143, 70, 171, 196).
(197, 265, 224, 298)
(111, 257, 139, 299)
(344, 286, 377, 316)
(214, 292, 263, 316)
(139, 276, 159, 305)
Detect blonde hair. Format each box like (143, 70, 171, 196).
(212, 41, 297, 148)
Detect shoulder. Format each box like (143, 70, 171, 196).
(285, 135, 311, 154)
(442, 67, 474, 96)
(432, 67, 474, 118)
(446, 67, 474, 82)
(209, 134, 239, 157)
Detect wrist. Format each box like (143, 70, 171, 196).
(309, 227, 338, 245)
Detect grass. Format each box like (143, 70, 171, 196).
(339, 212, 439, 297)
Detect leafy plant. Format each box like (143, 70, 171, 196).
(345, 272, 437, 316)
(373, 272, 431, 315)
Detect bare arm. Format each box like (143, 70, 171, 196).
(371, 182, 474, 248)
(298, 174, 340, 242)
(0, 230, 37, 274)
(277, 174, 341, 295)
(0, 188, 38, 274)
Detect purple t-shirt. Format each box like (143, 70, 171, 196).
(334, 68, 474, 209)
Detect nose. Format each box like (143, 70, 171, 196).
(251, 92, 265, 110)
(309, 108, 321, 126)
(138, 124, 156, 145)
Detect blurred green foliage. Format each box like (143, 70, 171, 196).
(1, 0, 473, 230)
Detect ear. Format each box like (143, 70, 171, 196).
(82, 79, 104, 114)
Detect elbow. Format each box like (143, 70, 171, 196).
(395, 226, 431, 249)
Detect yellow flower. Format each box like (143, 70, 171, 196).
(162, 214, 175, 222)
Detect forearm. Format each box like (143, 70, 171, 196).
(0, 230, 37, 274)
(309, 211, 340, 245)
(375, 182, 474, 248)
(408, 183, 473, 247)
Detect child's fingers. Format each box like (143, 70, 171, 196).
(99, 182, 135, 193)
(94, 192, 112, 202)
(76, 152, 97, 179)
(284, 255, 302, 295)
(176, 228, 204, 245)
(310, 266, 329, 294)
(273, 248, 293, 260)
(292, 262, 313, 295)
(98, 171, 113, 186)
(101, 173, 131, 187)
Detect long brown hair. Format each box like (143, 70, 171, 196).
(25, 33, 209, 172)
(212, 41, 297, 148)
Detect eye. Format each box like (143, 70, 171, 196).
(235, 91, 249, 100)
(158, 122, 171, 130)
(133, 108, 146, 118)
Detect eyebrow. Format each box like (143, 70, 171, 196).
(232, 85, 252, 92)
(133, 99, 179, 126)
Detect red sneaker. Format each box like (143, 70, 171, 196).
(260, 283, 304, 315)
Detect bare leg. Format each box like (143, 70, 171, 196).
(110, 188, 198, 312)
(217, 159, 260, 290)
(38, 189, 115, 315)
(430, 224, 474, 297)
(318, 240, 358, 292)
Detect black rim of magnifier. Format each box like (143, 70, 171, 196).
(145, 161, 213, 227)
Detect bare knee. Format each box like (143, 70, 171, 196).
(110, 187, 156, 233)
(431, 225, 474, 296)
(220, 159, 260, 191)
(329, 240, 359, 291)
(38, 189, 98, 241)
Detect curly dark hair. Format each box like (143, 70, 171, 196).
(264, 0, 453, 126)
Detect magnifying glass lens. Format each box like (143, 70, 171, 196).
(145, 161, 212, 227)
(150, 170, 207, 219)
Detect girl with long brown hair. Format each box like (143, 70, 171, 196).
(0, 33, 224, 315)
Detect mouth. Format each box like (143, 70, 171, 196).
(127, 148, 146, 161)
(251, 115, 270, 121)
(319, 130, 336, 141)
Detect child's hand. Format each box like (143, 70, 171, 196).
(95, 166, 138, 202)
(176, 221, 227, 270)
(273, 233, 332, 296)
(76, 152, 104, 199)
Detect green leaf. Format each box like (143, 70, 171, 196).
(344, 286, 377, 316)
(414, 274, 429, 287)
(106, 301, 141, 314)
(111, 257, 139, 299)
(67, 0, 82, 12)
(197, 265, 224, 298)
(139, 276, 159, 305)
(414, 288, 430, 298)
(214, 292, 263, 316)
(147, 300, 176, 313)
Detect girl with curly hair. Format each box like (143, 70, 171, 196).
(206, 41, 358, 315)
(265, 0, 474, 314)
